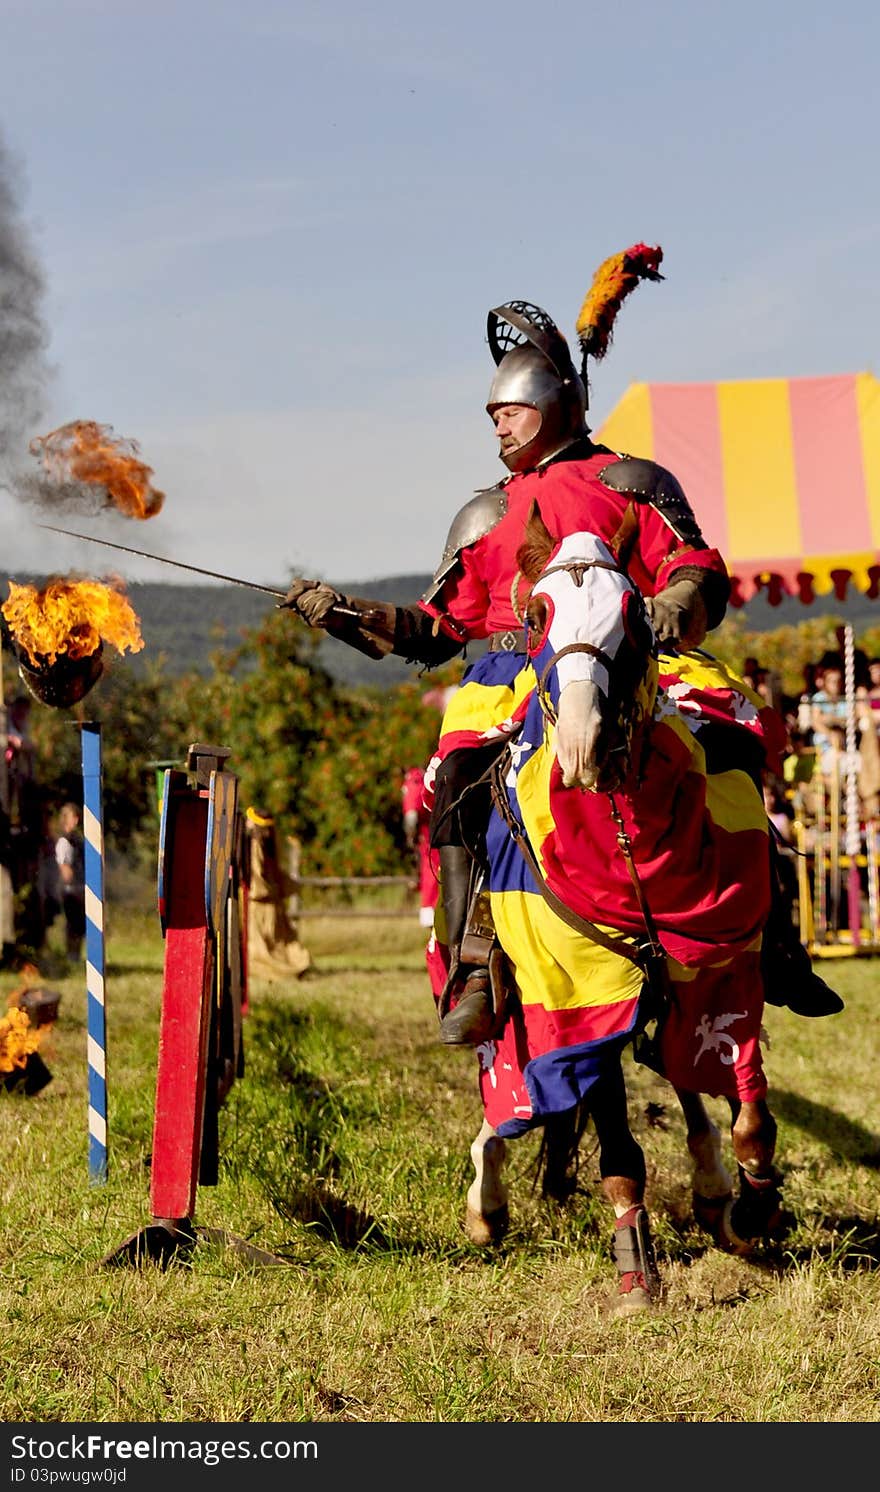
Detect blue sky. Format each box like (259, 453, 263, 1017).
(0, 0, 877, 590)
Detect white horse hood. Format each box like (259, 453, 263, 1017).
(528, 531, 651, 700)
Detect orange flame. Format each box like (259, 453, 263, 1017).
(29, 420, 165, 519)
(2, 967, 55, 1075)
(0, 1007, 44, 1075)
(2, 577, 145, 666)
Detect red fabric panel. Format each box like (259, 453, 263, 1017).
(789, 375, 870, 553)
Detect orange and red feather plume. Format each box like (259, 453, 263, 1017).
(576, 243, 664, 366)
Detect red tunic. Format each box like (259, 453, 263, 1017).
(420, 451, 726, 641)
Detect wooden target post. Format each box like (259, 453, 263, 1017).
(104, 743, 279, 1267)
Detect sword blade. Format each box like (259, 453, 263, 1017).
(36, 523, 287, 595)
(34, 523, 360, 616)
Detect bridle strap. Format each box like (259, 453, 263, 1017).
(607, 793, 668, 983)
(537, 641, 614, 724)
(536, 558, 626, 586)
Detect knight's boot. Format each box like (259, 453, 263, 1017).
(439, 968, 496, 1046)
(437, 846, 503, 1046)
(761, 841, 844, 1018)
(611, 1206, 661, 1317)
(716, 1165, 791, 1255)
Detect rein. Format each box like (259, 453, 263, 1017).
(537, 642, 614, 724)
(607, 793, 669, 999)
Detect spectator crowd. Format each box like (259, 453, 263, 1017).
(1, 692, 86, 966)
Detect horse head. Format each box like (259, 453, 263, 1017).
(517, 506, 657, 792)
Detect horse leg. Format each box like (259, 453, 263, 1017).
(590, 1060, 661, 1315)
(674, 1085, 734, 1236)
(539, 1102, 590, 1204)
(465, 1118, 510, 1246)
(712, 1098, 788, 1253)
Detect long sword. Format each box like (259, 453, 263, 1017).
(35, 523, 360, 616)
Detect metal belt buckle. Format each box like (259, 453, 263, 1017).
(493, 629, 519, 652)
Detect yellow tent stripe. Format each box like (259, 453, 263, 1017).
(719, 380, 801, 560)
(595, 381, 653, 456)
(856, 372, 880, 547)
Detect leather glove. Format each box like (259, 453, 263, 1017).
(282, 577, 344, 628)
(645, 579, 708, 651)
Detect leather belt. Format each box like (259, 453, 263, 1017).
(488, 629, 523, 653)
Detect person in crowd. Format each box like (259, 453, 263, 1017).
(54, 801, 86, 962)
(755, 665, 785, 716)
(811, 660, 850, 778)
(4, 693, 45, 950)
(36, 800, 61, 939)
(796, 662, 819, 736)
(402, 764, 439, 930)
(763, 777, 798, 922)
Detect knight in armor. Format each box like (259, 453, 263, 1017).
(283, 245, 841, 1048)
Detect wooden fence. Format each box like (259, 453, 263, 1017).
(285, 840, 418, 918)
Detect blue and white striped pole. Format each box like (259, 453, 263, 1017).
(81, 722, 107, 1185)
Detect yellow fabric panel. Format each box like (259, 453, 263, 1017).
(594, 381, 653, 457)
(440, 664, 536, 735)
(512, 730, 554, 867)
(718, 379, 801, 560)
(705, 770, 769, 834)
(800, 553, 879, 598)
(491, 888, 645, 1010)
(665, 648, 755, 698)
(856, 372, 880, 546)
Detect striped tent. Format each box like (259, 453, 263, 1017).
(595, 372, 880, 606)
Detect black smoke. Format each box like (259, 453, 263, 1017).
(0, 129, 51, 492)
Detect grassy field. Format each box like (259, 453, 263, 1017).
(1, 889, 879, 1424)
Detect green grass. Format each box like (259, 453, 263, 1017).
(1, 898, 879, 1423)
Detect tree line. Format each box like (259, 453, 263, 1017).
(15, 611, 460, 877)
(14, 604, 880, 879)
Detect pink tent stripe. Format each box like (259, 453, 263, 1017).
(649, 383, 728, 554)
(788, 375, 870, 554)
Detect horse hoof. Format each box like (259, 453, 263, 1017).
(708, 1196, 791, 1256)
(710, 1198, 756, 1256)
(710, 1167, 792, 1254)
(693, 1190, 734, 1239)
(464, 1203, 509, 1247)
(612, 1275, 657, 1317)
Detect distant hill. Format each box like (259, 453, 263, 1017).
(2, 570, 878, 693)
(0, 570, 440, 690)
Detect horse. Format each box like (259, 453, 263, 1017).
(433, 514, 790, 1313)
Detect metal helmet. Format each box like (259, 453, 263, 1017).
(486, 301, 588, 473)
